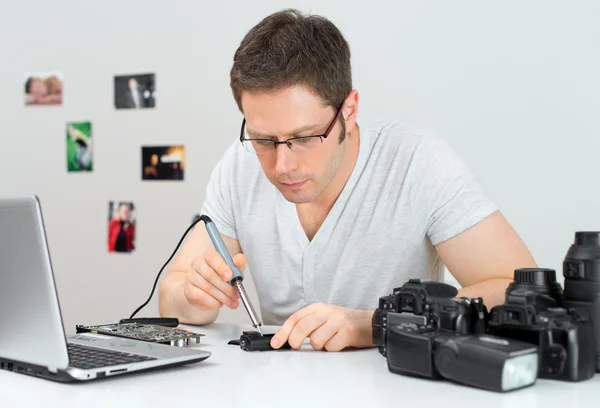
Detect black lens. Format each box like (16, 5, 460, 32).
(574, 231, 600, 247)
(563, 231, 600, 371)
(564, 232, 600, 281)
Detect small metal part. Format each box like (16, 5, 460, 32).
(234, 280, 263, 335)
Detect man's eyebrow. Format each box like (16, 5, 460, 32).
(246, 123, 323, 139)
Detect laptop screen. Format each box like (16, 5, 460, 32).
(0, 195, 69, 370)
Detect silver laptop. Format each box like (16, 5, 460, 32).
(0, 195, 211, 382)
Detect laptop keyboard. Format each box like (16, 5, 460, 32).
(67, 343, 157, 370)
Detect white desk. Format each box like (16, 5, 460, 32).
(1, 323, 598, 407)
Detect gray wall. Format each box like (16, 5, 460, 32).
(0, 1, 598, 334)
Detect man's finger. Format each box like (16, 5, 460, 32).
(189, 270, 239, 309)
(205, 251, 235, 282)
(271, 303, 320, 348)
(323, 331, 347, 352)
(203, 253, 240, 301)
(183, 282, 223, 310)
(308, 320, 339, 351)
(287, 313, 327, 349)
(232, 253, 247, 271)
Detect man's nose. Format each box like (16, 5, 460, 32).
(274, 144, 298, 175)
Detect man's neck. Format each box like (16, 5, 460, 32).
(304, 125, 361, 215)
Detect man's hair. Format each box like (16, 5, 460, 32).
(230, 9, 352, 130)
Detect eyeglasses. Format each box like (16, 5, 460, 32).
(239, 104, 343, 154)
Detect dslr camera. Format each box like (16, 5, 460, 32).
(487, 267, 596, 381)
(373, 278, 539, 392)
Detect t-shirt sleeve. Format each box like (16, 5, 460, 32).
(417, 134, 499, 246)
(200, 143, 238, 240)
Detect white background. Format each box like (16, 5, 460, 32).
(0, 1, 598, 334)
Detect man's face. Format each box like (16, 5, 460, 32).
(241, 85, 346, 204)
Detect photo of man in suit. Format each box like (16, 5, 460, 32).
(114, 73, 155, 109)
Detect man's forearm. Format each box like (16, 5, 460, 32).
(456, 278, 512, 309)
(159, 272, 219, 325)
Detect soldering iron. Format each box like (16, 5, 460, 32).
(202, 215, 263, 335)
(129, 214, 263, 335)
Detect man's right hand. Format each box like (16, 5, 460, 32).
(183, 250, 247, 311)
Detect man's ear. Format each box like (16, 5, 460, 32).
(342, 90, 359, 131)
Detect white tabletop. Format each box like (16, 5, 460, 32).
(1, 322, 598, 407)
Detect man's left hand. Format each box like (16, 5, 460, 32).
(269, 303, 376, 351)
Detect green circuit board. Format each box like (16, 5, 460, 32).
(75, 322, 204, 347)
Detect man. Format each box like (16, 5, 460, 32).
(159, 9, 537, 352)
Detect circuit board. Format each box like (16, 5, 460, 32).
(75, 322, 204, 347)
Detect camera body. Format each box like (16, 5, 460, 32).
(487, 268, 596, 382)
(372, 278, 459, 356)
(373, 278, 539, 392)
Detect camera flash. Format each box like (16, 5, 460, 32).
(433, 334, 539, 392)
(502, 353, 538, 391)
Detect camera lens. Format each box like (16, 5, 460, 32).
(574, 231, 600, 247)
(563, 231, 600, 371)
(507, 268, 563, 304)
(514, 268, 557, 285)
(564, 232, 600, 282)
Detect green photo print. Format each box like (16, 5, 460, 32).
(66, 121, 93, 172)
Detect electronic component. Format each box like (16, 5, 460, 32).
(228, 331, 291, 351)
(119, 317, 179, 327)
(76, 322, 204, 347)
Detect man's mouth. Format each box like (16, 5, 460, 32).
(280, 180, 307, 190)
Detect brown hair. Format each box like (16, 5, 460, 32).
(230, 8, 352, 118)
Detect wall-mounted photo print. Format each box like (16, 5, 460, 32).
(66, 121, 93, 172)
(141, 145, 184, 181)
(25, 71, 63, 106)
(114, 73, 155, 109)
(108, 201, 136, 253)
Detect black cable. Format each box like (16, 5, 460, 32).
(129, 214, 213, 319)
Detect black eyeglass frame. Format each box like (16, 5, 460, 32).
(239, 104, 344, 152)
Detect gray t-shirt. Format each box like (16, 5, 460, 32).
(201, 120, 498, 325)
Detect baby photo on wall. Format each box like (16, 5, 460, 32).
(141, 145, 185, 181)
(24, 71, 63, 106)
(108, 201, 136, 253)
(114, 73, 155, 109)
(66, 121, 93, 172)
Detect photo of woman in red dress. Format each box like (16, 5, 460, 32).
(108, 202, 136, 253)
